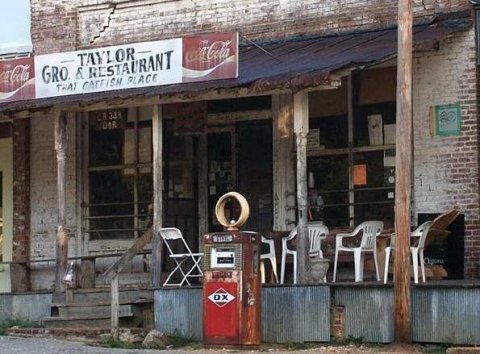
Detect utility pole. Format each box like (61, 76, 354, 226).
(394, 0, 413, 342)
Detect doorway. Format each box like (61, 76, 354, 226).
(207, 129, 235, 232)
(0, 137, 13, 292)
(236, 120, 272, 232)
(206, 121, 273, 233)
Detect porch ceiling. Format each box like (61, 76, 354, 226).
(0, 11, 471, 114)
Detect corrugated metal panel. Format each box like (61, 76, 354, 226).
(335, 286, 394, 343)
(155, 285, 330, 343)
(412, 287, 480, 344)
(154, 284, 480, 345)
(155, 287, 203, 341)
(261, 285, 330, 343)
(0, 293, 52, 322)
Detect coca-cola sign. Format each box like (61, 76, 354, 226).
(183, 33, 238, 82)
(0, 33, 238, 104)
(0, 57, 35, 102)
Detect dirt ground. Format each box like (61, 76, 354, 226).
(0, 336, 455, 354)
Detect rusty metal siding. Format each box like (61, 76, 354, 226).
(155, 285, 330, 343)
(334, 286, 394, 343)
(412, 287, 480, 344)
(154, 284, 480, 344)
(155, 287, 203, 341)
(262, 285, 330, 343)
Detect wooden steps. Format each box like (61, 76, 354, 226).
(43, 286, 153, 330)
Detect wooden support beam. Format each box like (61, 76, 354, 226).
(54, 110, 69, 293)
(272, 93, 296, 231)
(0, 78, 342, 119)
(198, 134, 208, 238)
(394, 0, 413, 343)
(151, 104, 164, 287)
(111, 275, 119, 339)
(293, 91, 309, 284)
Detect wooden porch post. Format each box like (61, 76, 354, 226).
(54, 111, 69, 293)
(272, 93, 296, 231)
(151, 104, 164, 287)
(394, 0, 413, 342)
(293, 91, 309, 284)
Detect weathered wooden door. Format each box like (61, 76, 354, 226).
(236, 120, 273, 233)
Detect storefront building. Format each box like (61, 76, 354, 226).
(0, 0, 478, 292)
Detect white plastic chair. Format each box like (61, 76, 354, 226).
(260, 236, 278, 284)
(159, 227, 204, 286)
(280, 222, 329, 284)
(333, 221, 384, 282)
(383, 221, 433, 284)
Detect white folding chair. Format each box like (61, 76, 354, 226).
(333, 221, 384, 282)
(159, 227, 203, 286)
(260, 236, 278, 284)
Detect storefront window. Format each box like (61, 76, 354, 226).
(86, 107, 153, 240)
(308, 105, 395, 227)
(307, 69, 396, 228)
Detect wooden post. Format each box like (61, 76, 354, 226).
(293, 91, 309, 284)
(394, 0, 413, 343)
(54, 111, 69, 293)
(198, 134, 208, 239)
(272, 93, 296, 231)
(151, 104, 164, 287)
(111, 275, 119, 339)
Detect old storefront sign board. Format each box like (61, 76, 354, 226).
(0, 33, 238, 103)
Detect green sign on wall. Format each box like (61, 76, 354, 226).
(434, 103, 462, 136)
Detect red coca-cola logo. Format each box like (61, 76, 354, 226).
(185, 40, 232, 64)
(0, 60, 33, 92)
(0, 57, 35, 102)
(0, 64, 31, 88)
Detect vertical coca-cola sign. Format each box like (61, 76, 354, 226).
(0, 57, 35, 103)
(183, 33, 238, 82)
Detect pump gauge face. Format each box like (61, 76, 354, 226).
(211, 247, 235, 268)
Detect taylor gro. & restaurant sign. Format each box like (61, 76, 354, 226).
(0, 32, 238, 104)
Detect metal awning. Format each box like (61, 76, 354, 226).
(0, 11, 471, 113)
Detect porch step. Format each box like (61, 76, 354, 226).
(45, 287, 154, 330)
(66, 287, 153, 304)
(42, 316, 113, 329)
(6, 327, 112, 343)
(56, 302, 135, 317)
(97, 271, 152, 288)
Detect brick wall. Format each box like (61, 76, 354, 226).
(30, 114, 77, 290)
(30, 0, 471, 54)
(12, 120, 31, 291)
(413, 29, 480, 278)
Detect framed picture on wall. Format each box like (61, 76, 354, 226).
(432, 103, 462, 136)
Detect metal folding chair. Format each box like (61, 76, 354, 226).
(159, 227, 204, 286)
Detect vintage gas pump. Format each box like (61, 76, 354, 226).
(203, 192, 261, 348)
